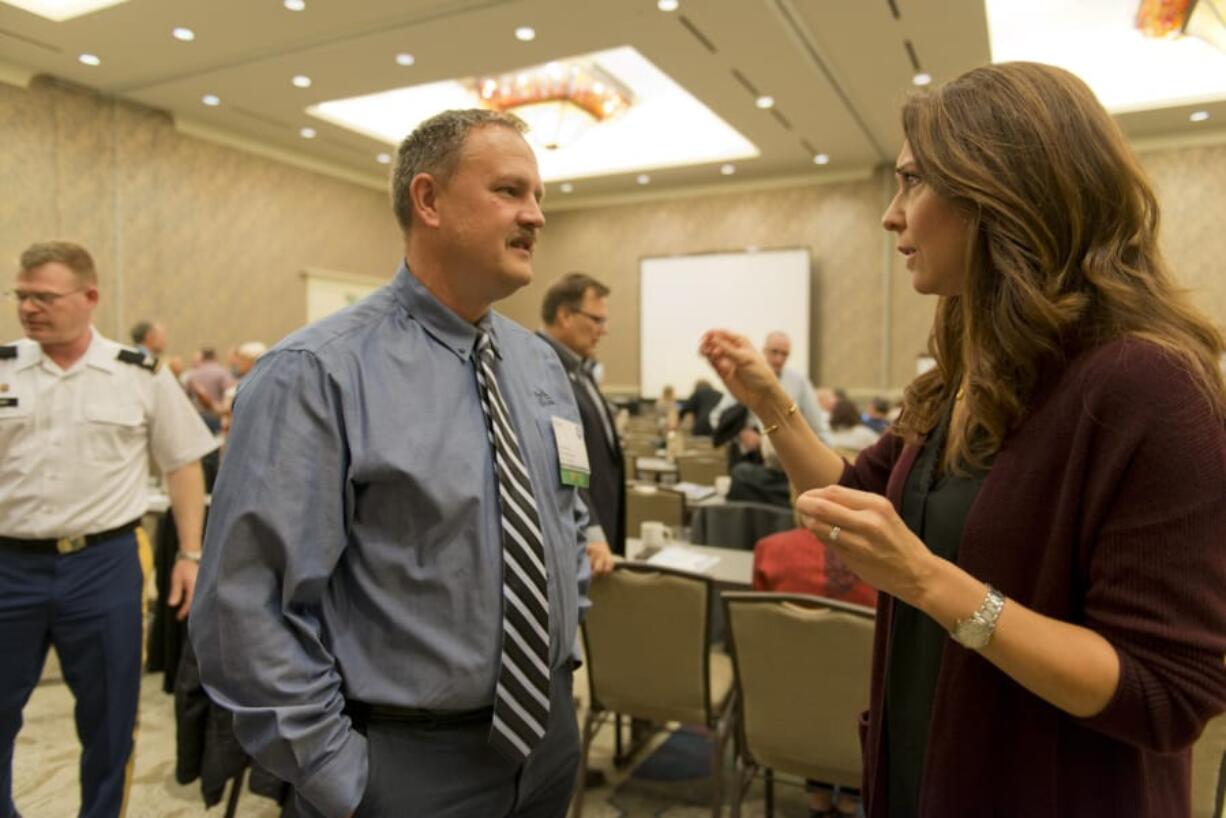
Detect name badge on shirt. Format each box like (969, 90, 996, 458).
(551, 416, 591, 488)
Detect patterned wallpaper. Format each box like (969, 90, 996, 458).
(0, 77, 403, 357)
(3, 77, 1222, 392)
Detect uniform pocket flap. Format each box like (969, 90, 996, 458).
(84, 402, 143, 426)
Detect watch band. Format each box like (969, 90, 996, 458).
(951, 584, 1006, 649)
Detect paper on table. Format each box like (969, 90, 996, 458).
(646, 545, 720, 573)
(672, 481, 716, 502)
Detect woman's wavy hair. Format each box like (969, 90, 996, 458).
(893, 62, 1225, 469)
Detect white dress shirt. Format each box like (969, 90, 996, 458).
(0, 329, 217, 538)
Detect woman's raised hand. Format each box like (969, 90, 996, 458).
(699, 329, 780, 411)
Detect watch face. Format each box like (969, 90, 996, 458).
(954, 619, 991, 650)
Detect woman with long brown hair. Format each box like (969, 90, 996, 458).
(701, 62, 1226, 817)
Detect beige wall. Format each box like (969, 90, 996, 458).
(4, 75, 1223, 392)
(504, 174, 906, 393)
(0, 77, 402, 356)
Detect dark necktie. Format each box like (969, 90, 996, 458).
(473, 330, 552, 761)
(579, 360, 616, 447)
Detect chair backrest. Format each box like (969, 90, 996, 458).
(1192, 712, 1226, 818)
(625, 486, 685, 539)
(690, 501, 794, 550)
(622, 437, 659, 458)
(583, 563, 714, 726)
(676, 454, 727, 485)
(723, 592, 875, 788)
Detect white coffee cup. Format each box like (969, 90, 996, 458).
(640, 520, 674, 550)
(714, 475, 732, 497)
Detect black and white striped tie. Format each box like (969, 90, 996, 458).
(474, 329, 552, 761)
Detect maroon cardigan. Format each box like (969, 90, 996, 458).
(844, 338, 1226, 818)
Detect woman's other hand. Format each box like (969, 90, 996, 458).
(795, 484, 939, 607)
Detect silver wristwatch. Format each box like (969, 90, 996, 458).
(951, 584, 1005, 650)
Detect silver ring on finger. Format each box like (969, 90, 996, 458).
(829, 525, 842, 543)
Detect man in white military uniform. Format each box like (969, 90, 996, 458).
(0, 241, 217, 818)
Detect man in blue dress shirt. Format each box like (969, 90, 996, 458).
(190, 109, 591, 818)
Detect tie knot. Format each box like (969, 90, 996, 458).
(475, 330, 496, 363)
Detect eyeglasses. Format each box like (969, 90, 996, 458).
(4, 287, 89, 307)
(573, 310, 609, 327)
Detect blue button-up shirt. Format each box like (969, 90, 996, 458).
(190, 263, 591, 818)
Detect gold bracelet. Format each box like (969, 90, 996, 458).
(761, 402, 798, 435)
(176, 549, 203, 563)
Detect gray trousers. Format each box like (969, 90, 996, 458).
(293, 668, 579, 818)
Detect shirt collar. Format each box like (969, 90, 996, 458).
(390, 261, 501, 362)
(83, 329, 119, 373)
(536, 330, 585, 374)
(22, 328, 116, 374)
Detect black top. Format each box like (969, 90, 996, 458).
(886, 409, 987, 818)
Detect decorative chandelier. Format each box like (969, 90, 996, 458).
(473, 60, 633, 151)
(1136, 0, 1226, 52)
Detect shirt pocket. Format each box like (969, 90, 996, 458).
(82, 402, 145, 463)
(0, 396, 34, 463)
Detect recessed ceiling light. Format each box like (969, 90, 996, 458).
(720, 163, 735, 175)
(658, 0, 679, 10)
(5, 0, 129, 21)
(299, 127, 317, 139)
(292, 75, 312, 89)
(376, 153, 392, 164)
(515, 26, 536, 42)
(912, 72, 932, 86)
(202, 94, 220, 106)
(283, 0, 305, 9)
(1190, 110, 1210, 122)
(395, 52, 416, 67)
(560, 182, 574, 193)
(814, 153, 830, 165)
(78, 53, 101, 66)
(755, 95, 774, 109)
(172, 27, 195, 42)
(637, 174, 651, 185)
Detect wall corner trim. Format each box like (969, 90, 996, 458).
(0, 59, 34, 89)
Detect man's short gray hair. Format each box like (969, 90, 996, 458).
(390, 108, 527, 233)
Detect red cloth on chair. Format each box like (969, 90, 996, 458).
(751, 527, 877, 608)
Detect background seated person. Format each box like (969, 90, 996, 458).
(862, 397, 892, 434)
(727, 428, 791, 508)
(826, 397, 882, 452)
(678, 379, 723, 436)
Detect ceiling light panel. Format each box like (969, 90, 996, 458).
(986, 0, 1226, 111)
(2, 0, 128, 21)
(308, 46, 759, 182)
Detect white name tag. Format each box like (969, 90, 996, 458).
(551, 416, 590, 488)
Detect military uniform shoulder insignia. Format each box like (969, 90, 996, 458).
(0, 345, 17, 360)
(117, 348, 158, 372)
